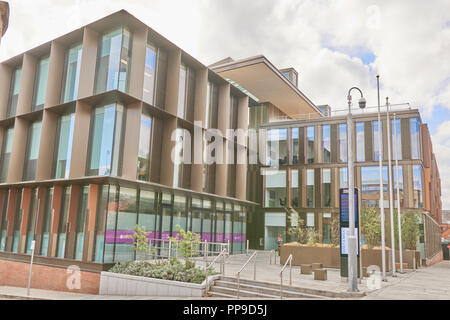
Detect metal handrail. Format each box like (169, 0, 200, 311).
(279, 254, 293, 299)
(236, 251, 257, 299)
(204, 248, 229, 295)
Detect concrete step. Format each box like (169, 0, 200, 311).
(210, 285, 281, 299)
(218, 276, 364, 299)
(213, 279, 325, 299)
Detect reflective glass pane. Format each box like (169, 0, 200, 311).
(339, 123, 347, 162)
(7, 67, 21, 118)
(62, 44, 82, 103)
(23, 121, 42, 181)
(177, 64, 187, 118)
(356, 122, 365, 162)
(143, 44, 157, 104)
(373, 120, 382, 161)
(391, 118, 402, 160)
(0, 128, 14, 182)
(54, 113, 75, 179)
(361, 166, 389, 208)
(306, 169, 315, 208)
(32, 56, 50, 110)
(322, 125, 331, 163)
(322, 168, 331, 208)
(40, 188, 53, 256)
(290, 169, 299, 208)
(413, 165, 423, 208)
(410, 118, 421, 159)
(137, 115, 152, 181)
(114, 187, 137, 262)
(306, 126, 314, 163)
(264, 212, 285, 251)
(264, 169, 286, 208)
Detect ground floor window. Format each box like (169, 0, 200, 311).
(264, 212, 286, 251)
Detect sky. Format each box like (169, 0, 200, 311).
(1, 0, 450, 208)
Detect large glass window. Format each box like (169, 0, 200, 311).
(339, 167, 348, 189)
(87, 103, 125, 176)
(172, 195, 187, 237)
(291, 128, 299, 164)
(177, 64, 195, 121)
(394, 166, 404, 208)
(339, 123, 347, 162)
(264, 212, 285, 251)
(23, 120, 42, 181)
(32, 56, 50, 111)
(137, 190, 158, 241)
(0, 191, 8, 251)
(7, 67, 21, 118)
(93, 185, 109, 262)
(410, 117, 421, 159)
(137, 114, 152, 181)
(40, 188, 53, 256)
(391, 118, 402, 160)
(322, 168, 331, 208)
(53, 113, 75, 179)
(143, 43, 157, 104)
(114, 187, 137, 262)
(372, 120, 382, 161)
(95, 28, 131, 94)
(0, 127, 14, 182)
(177, 64, 187, 119)
(266, 128, 287, 166)
(264, 170, 286, 208)
(11, 189, 23, 253)
(56, 187, 71, 258)
(61, 44, 82, 103)
(290, 169, 299, 208)
(361, 166, 388, 208)
(25, 189, 38, 254)
(306, 126, 314, 163)
(205, 82, 219, 129)
(229, 95, 238, 130)
(322, 125, 331, 163)
(104, 185, 118, 263)
(74, 186, 89, 260)
(413, 165, 423, 208)
(306, 169, 315, 208)
(356, 122, 365, 162)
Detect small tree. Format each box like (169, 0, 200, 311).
(330, 214, 340, 246)
(170, 225, 201, 268)
(287, 208, 319, 245)
(399, 211, 422, 250)
(126, 225, 150, 259)
(360, 208, 381, 248)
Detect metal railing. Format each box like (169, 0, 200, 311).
(204, 248, 229, 295)
(279, 254, 293, 299)
(236, 251, 257, 299)
(269, 250, 278, 265)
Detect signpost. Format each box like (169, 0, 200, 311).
(340, 188, 360, 278)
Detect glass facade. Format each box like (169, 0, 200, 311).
(361, 166, 388, 208)
(95, 28, 131, 94)
(11, 189, 23, 253)
(61, 44, 82, 103)
(53, 113, 75, 179)
(143, 43, 157, 104)
(339, 167, 348, 189)
(7, 67, 21, 118)
(322, 168, 331, 208)
(356, 122, 365, 162)
(74, 186, 89, 260)
(23, 120, 42, 181)
(391, 118, 402, 160)
(264, 170, 286, 208)
(410, 117, 421, 159)
(322, 125, 331, 163)
(339, 123, 347, 162)
(413, 165, 423, 208)
(306, 126, 314, 163)
(177, 64, 195, 121)
(25, 189, 38, 254)
(373, 120, 382, 161)
(306, 169, 315, 208)
(290, 169, 299, 208)
(291, 128, 299, 164)
(87, 103, 125, 177)
(0, 127, 13, 182)
(40, 188, 53, 256)
(56, 187, 71, 258)
(266, 128, 287, 166)
(137, 113, 152, 181)
(32, 56, 50, 111)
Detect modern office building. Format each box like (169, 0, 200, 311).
(212, 58, 442, 264)
(0, 1, 9, 45)
(0, 10, 443, 293)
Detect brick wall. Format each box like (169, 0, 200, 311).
(0, 259, 100, 294)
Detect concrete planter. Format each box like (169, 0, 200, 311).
(99, 271, 220, 297)
(281, 244, 421, 271)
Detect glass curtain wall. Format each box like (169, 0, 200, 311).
(410, 117, 421, 159)
(74, 186, 89, 260)
(23, 120, 42, 181)
(56, 187, 71, 258)
(11, 189, 23, 253)
(290, 169, 299, 208)
(32, 56, 50, 111)
(306, 169, 315, 208)
(95, 28, 131, 94)
(40, 188, 53, 256)
(104, 185, 118, 263)
(114, 187, 138, 262)
(339, 167, 348, 189)
(172, 195, 187, 237)
(53, 112, 75, 179)
(339, 123, 347, 162)
(224, 203, 233, 245)
(322, 168, 331, 208)
(25, 189, 38, 254)
(306, 126, 314, 163)
(0, 192, 8, 251)
(356, 122, 365, 162)
(138, 190, 158, 241)
(87, 103, 125, 177)
(266, 128, 287, 166)
(361, 166, 388, 208)
(413, 165, 423, 208)
(143, 43, 157, 104)
(61, 44, 82, 103)
(177, 64, 196, 121)
(322, 125, 331, 163)
(291, 128, 299, 164)
(0, 127, 14, 182)
(137, 113, 152, 180)
(7, 67, 21, 118)
(93, 185, 109, 262)
(391, 118, 402, 160)
(264, 169, 286, 208)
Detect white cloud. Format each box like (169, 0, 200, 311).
(1, 0, 450, 208)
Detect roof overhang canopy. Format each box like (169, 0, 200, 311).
(212, 55, 322, 119)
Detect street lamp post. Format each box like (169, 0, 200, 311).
(386, 97, 396, 277)
(393, 112, 404, 273)
(376, 75, 387, 281)
(347, 87, 366, 292)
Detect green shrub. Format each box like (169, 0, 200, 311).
(108, 259, 217, 284)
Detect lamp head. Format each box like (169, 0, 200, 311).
(358, 97, 366, 109)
